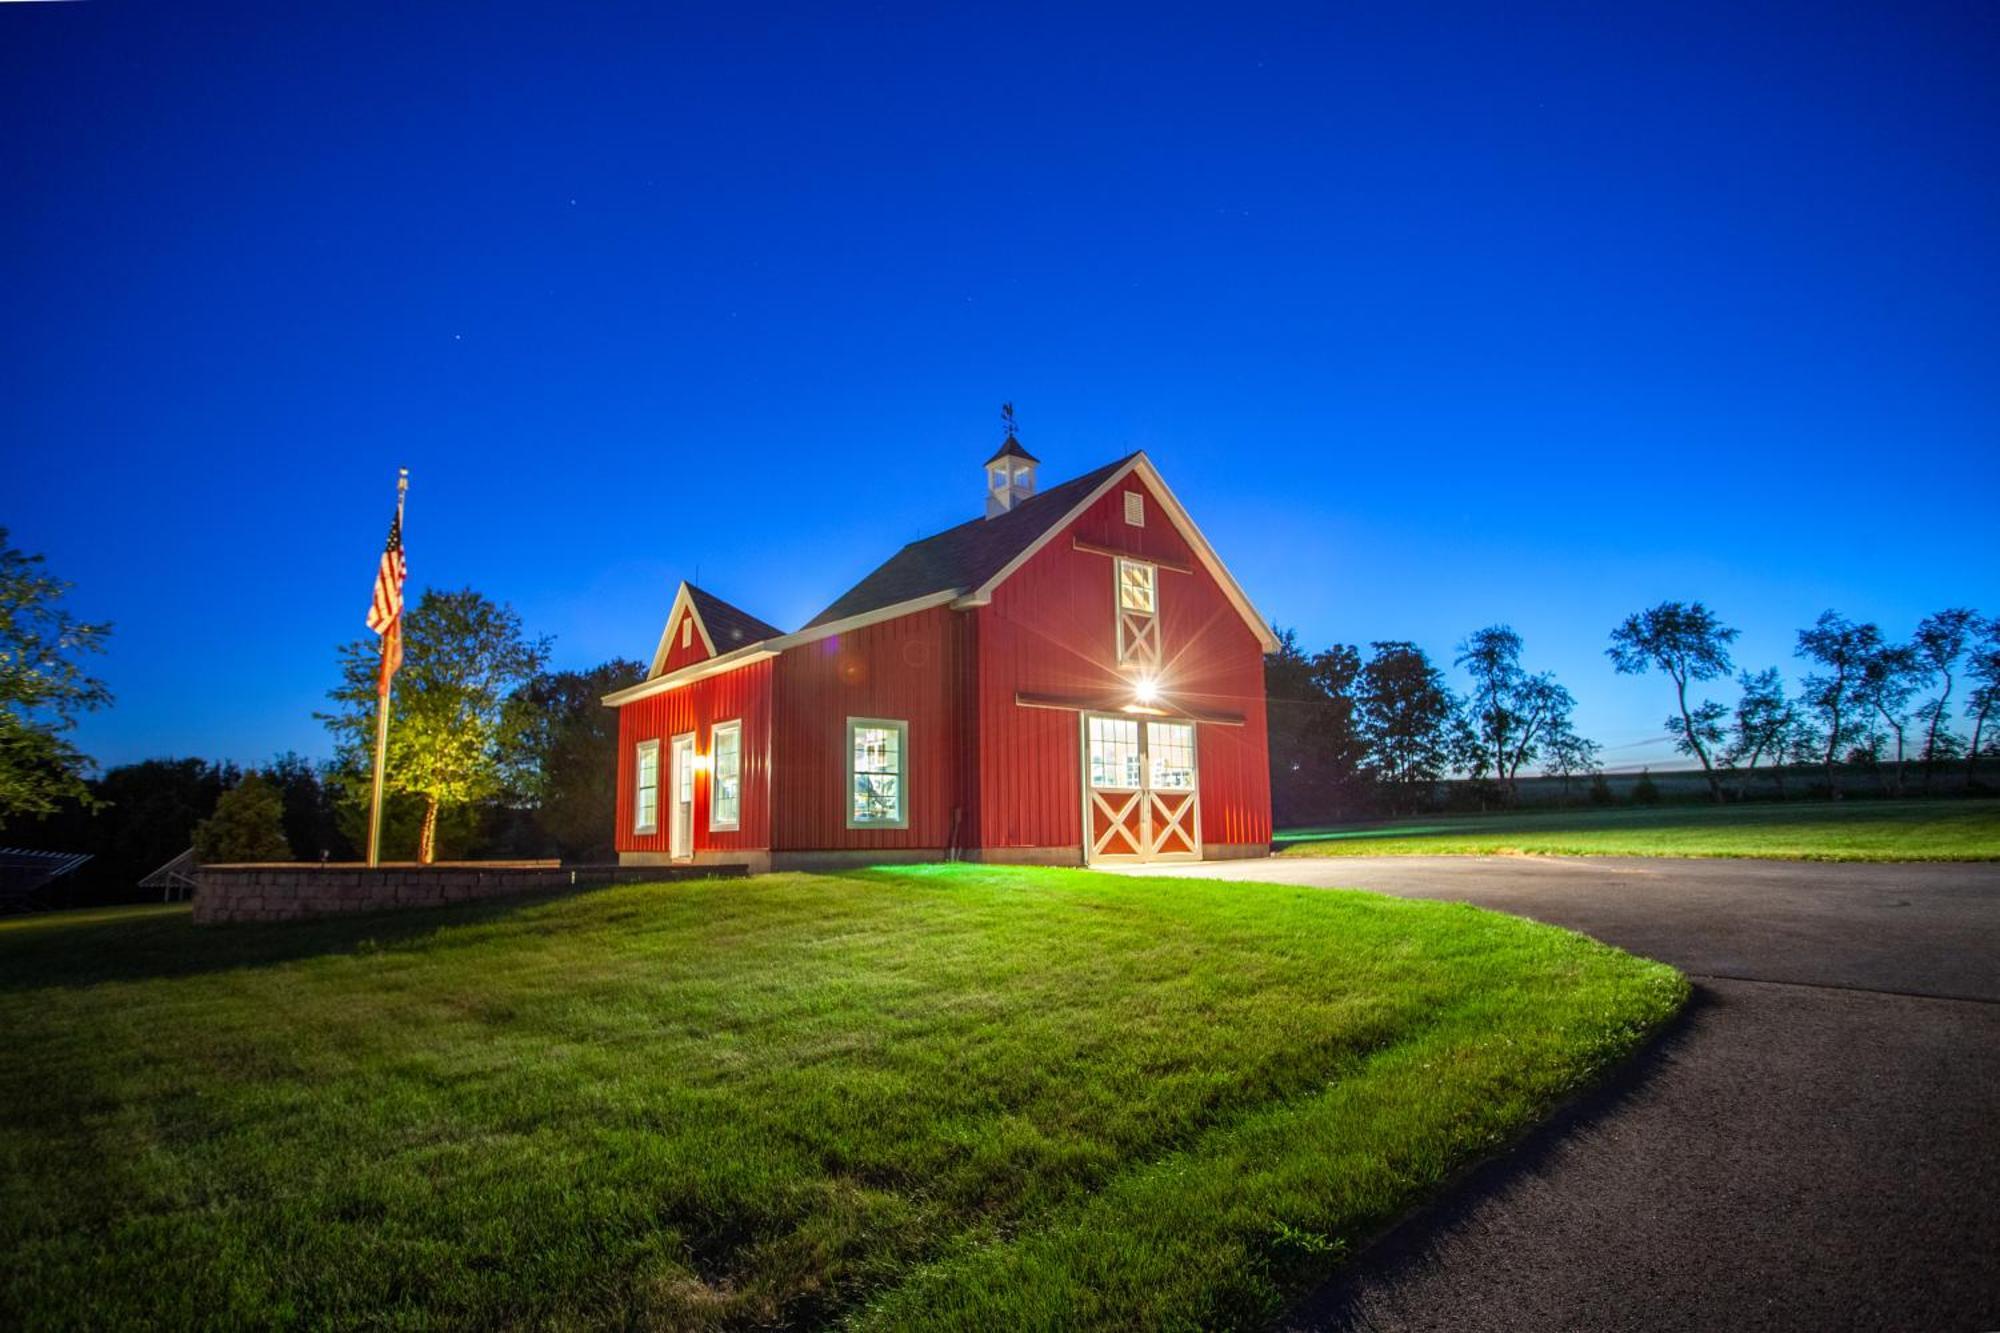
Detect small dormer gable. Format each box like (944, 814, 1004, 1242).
(648, 582, 784, 678)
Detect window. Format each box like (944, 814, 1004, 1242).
(1087, 716, 1142, 789)
(1116, 558, 1161, 669)
(846, 717, 908, 828)
(1124, 491, 1145, 527)
(681, 616, 692, 649)
(1147, 721, 1196, 790)
(1118, 558, 1155, 613)
(633, 740, 660, 834)
(710, 720, 742, 831)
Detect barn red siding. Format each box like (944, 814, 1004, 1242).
(657, 606, 713, 673)
(976, 471, 1271, 852)
(769, 606, 970, 852)
(614, 658, 773, 854)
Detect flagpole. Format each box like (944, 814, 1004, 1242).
(366, 469, 408, 867)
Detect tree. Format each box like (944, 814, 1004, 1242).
(1912, 609, 1978, 792)
(1967, 617, 2000, 785)
(505, 659, 645, 859)
(1455, 626, 1577, 801)
(1541, 726, 1602, 805)
(1727, 668, 1796, 798)
(1854, 638, 1923, 797)
(1796, 611, 1879, 797)
(1606, 601, 1738, 803)
(264, 751, 351, 862)
(0, 529, 112, 825)
(1355, 641, 1458, 812)
(320, 587, 549, 863)
(1263, 629, 1368, 825)
(193, 772, 293, 863)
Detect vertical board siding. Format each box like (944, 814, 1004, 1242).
(978, 473, 1271, 851)
(657, 607, 713, 673)
(614, 658, 774, 854)
(770, 607, 965, 852)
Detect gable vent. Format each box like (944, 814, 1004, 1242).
(1124, 491, 1145, 526)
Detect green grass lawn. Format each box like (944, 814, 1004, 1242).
(0, 867, 1683, 1331)
(1278, 797, 2000, 862)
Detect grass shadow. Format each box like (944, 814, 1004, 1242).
(0, 885, 620, 993)
(1283, 984, 1709, 1331)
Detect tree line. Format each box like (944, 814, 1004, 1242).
(1266, 602, 2000, 824)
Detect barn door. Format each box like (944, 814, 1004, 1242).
(1083, 714, 1200, 864)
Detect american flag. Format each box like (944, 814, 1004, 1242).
(367, 507, 407, 695)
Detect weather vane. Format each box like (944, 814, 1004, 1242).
(1001, 402, 1017, 439)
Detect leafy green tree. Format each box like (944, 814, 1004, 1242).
(1355, 641, 1458, 812)
(193, 772, 293, 863)
(265, 751, 351, 861)
(320, 588, 549, 863)
(505, 659, 644, 859)
(1455, 625, 1576, 802)
(1854, 638, 1923, 797)
(1912, 609, 1978, 791)
(1606, 601, 1738, 803)
(1966, 617, 2000, 785)
(0, 529, 112, 825)
(1728, 668, 1797, 798)
(1540, 726, 1602, 805)
(1264, 629, 1368, 824)
(1796, 610, 1879, 797)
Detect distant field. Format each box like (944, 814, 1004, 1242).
(0, 867, 1682, 1330)
(1278, 799, 2000, 862)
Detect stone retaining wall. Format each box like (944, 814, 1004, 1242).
(192, 861, 746, 925)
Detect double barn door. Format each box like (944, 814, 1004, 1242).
(1083, 714, 1200, 863)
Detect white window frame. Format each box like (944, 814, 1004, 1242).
(1115, 557, 1161, 668)
(845, 716, 910, 830)
(681, 616, 693, 649)
(709, 719, 743, 832)
(633, 739, 661, 835)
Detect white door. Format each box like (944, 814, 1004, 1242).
(1082, 714, 1201, 864)
(669, 733, 695, 859)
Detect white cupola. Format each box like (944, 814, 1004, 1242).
(984, 404, 1039, 517)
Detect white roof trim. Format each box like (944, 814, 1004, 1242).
(646, 582, 719, 678)
(605, 644, 781, 707)
(962, 452, 1278, 653)
(607, 589, 964, 708)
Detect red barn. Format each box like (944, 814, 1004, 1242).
(604, 439, 1276, 871)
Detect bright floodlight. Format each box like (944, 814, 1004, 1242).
(1135, 677, 1159, 705)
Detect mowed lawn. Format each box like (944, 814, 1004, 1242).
(0, 868, 1683, 1331)
(1280, 798, 2000, 862)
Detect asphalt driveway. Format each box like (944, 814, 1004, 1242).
(1105, 856, 2000, 1331)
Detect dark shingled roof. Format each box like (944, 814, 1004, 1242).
(804, 453, 1137, 629)
(687, 584, 785, 651)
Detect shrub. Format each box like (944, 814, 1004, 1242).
(193, 773, 293, 863)
(1629, 769, 1661, 805)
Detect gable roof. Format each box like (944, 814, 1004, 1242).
(610, 450, 1277, 708)
(647, 581, 784, 678)
(805, 453, 1136, 628)
(689, 585, 784, 652)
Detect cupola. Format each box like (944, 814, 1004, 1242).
(984, 403, 1039, 517)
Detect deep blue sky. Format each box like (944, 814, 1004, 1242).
(5, 3, 1996, 774)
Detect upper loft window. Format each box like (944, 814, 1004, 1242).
(1116, 558, 1161, 669)
(1118, 558, 1156, 615)
(681, 616, 692, 649)
(1124, 491, 1145, 527)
